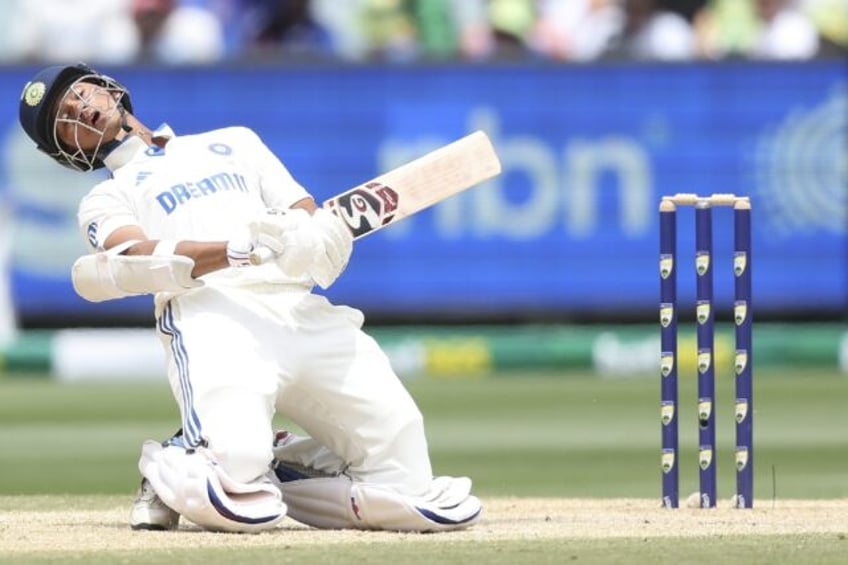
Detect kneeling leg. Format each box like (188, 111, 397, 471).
(269, 464, 481, 532)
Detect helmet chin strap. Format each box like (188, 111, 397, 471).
(120, 106, 133, 133)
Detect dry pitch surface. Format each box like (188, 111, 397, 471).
(2, 497, 847, 554)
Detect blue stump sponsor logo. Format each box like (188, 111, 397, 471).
(698, 398, 712, 424)
(735, 399, 749, 424)
(662, 449, 676, 473)
(697, 349, 712, 374)
(695, 252, 710, 276)
(661, 401, 675, 425)
(735, 446, 750, 471)
(733, 252, 748, 277)
(660, 303, 674, 327)
(696, 301, 711, 325)
(735, 349, 748, 375)
(734, 301, 748, 325)
(660, 352, 674, 377)
(659, 254, 674, 279)
(699, 446, 713, 471)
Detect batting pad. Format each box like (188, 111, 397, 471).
(139, 440, 286, 533)
(272, 469, 482, 532)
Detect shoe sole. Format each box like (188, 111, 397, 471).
(131, 522, 177, 531)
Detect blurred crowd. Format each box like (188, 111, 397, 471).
(0, 0, 845, 65)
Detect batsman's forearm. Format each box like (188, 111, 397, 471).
(174, 241, 229, 278)
(123, 240, 229, 278)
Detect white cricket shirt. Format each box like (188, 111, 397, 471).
(77, 125, 312, 288)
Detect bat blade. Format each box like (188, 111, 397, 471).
(249, 130, 501, 264)
(324, 130, 501, 239)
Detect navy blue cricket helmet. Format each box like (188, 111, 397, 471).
(18, 63, 133, 171)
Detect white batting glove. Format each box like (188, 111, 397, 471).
(226, 229, 254, 268)
(309, 208, 353, 289)
(248, 208, 353, 288)
(249, 208, 320, 278)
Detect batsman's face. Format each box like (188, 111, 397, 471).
(53, 79, 124, 152)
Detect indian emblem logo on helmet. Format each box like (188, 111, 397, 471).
(22, 81, 46, 107)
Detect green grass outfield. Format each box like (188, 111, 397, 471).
(1, 368, 846, 499)
(1, 368, 846, 563)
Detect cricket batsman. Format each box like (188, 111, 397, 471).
(18, 63, 482, 533)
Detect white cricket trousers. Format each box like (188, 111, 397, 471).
(155, 284, 433, 496)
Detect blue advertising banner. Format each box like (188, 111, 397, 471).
(0, 62, 845, 321)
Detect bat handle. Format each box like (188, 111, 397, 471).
(248, 245, 275, 266)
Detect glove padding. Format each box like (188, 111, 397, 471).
(72, 243, 203, 302)
(312, 208, 354, 286)
(249, 208, 353, 289)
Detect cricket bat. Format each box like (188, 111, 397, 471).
(249, 130, 501, 265)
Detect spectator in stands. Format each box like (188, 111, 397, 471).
(693, 0, 759, 59)
(312, 0, 463, 63)
(237, 0, 336, 60)
(529, 0, 624, 62)
(1, 0, 137, 64)
(358, 0, 420, 62)
(306, 0, 369, 61)
(802, 0, 848, 57)
(451, 0, 537, 61)
(132, 0, 226, 64)
(410, 0, 461, 60)
(749, 0, 819, 59)
(602, 0, 697, 60)
(666, 0, 710, 22)
(486, 0, 538, 59)
(695, 0, 820, 60)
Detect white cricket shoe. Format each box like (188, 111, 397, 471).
(130, 478, 180, 531)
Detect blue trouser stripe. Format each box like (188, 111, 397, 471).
(157, 303, 203, 447)
(415, 505, 482, 525)
(206, 480, 281, 525)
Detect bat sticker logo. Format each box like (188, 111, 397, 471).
(329, 182, 399, 238)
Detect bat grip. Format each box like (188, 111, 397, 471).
(248, 245, 275, 266)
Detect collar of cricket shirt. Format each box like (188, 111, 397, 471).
(103, 123, 175, 172)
